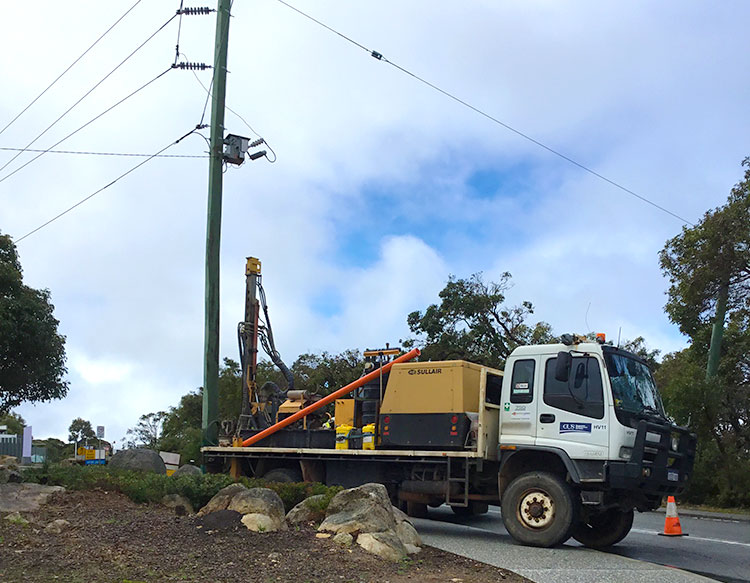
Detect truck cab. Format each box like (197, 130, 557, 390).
(498, 340, 696, 547)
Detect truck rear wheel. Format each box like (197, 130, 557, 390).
(501, 472, 577, 547)
(572, 508, 634, 548)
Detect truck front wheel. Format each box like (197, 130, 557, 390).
(572, 508, 634, 548)
(501, 472, 577, 547)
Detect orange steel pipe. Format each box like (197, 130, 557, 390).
(241, 348, 420, 447)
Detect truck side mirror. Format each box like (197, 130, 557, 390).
(555, 351, 572, 382)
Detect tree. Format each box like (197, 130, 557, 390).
(0, 411, 25, 434)
(68, 418, 95, 444)
(291, 349, 363, 396)
(656, 159, 750, 506)
(0, 232, 68, 413)
(125, 411, 166, 449)
(160, 390, 202, 463)
(659, 158, 750, 377)
(405, 272, 555, 369)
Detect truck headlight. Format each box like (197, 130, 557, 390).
(671, 436, 680, 451)
(619, 446, 633, 460)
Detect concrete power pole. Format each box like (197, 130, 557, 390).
(202, 0, 232, 448)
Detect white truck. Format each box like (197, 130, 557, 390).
(203, 336, 696, 548)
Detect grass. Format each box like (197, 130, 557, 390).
(24, 463, 341, 512)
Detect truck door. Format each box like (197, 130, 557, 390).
(500, 356, 539, 447)
(535, 354, 609, 459)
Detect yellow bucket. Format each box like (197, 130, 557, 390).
(362, 423, 376, 450)
(335, 424, 353, 450)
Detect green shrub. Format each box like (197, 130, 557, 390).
(25, 463, 342, 512)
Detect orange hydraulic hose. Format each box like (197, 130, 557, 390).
(241, 348, 421, 447)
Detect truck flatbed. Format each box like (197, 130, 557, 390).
(201, 445, 483, 459)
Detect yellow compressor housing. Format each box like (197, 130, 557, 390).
(379, 360, 499, 449)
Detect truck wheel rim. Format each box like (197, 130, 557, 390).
(518, 490, 554, 529)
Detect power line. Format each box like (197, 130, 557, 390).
(0, 147, 207, 158)
(0, 0, 144, 139)
(0, 12, 178, 178)
(0, 68, 174, 185)
(271, 0, 694, 226)
(14, 128, 202, 243)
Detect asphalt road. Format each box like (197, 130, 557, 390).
(417, 506, 750, 583)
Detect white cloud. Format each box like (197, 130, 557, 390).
(3, 1, 748, 440)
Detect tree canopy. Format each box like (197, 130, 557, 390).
(0, 232, 68, 413)
(659, 158, 750, 337)
(405, 272, 554, 368)
(656, 158, 750, 506)
(0, 411, 25, 434)
(68, 417, 95, 444)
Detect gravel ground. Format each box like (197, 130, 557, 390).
(0, 490, 530, 583)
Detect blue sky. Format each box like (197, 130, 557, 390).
(1, 1, 748, 444)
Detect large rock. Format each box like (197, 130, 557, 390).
(0, 456, 21, 485)
(395, 521, 422, 549)
(172, 464, 202, 477)
(0, 483, 65, 513)
(356, 531, 408, 562)
(198, 484, 248, 516)
(228, 488, 286, 531)
(319, 483, 396, 535)
(286, 494, 327, 525)
(199, 484, 286, 532)
(108, 449, 166, 474)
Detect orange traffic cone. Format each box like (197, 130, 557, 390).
(659, 496, 688, 536)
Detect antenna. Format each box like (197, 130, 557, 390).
(617, 327, 622, 348)
(584, 302, 592, 334)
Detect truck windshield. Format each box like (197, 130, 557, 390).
(603, 350, 665, 416)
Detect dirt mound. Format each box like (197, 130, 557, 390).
(0, 489, 529, 583)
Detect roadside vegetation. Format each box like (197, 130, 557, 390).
(24, 463, 341, 512)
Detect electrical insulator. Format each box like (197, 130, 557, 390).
(172, 62, 211, 71)
(177, 7, 212, 16)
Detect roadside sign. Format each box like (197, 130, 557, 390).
(85, 459, 106, 465)
(96, 426, 105, 439)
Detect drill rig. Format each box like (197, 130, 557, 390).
(235, 257, 298, 433)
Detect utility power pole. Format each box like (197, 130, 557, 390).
(202, 0, 232, 447)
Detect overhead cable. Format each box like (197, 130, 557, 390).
(0, 11, 178, 178)
(271, 0, 694, 226)
(0, 0, 144, 139)
(0, 147, 207, 158)
(14, 127, 202, 243)
(0, 68, 174, 185)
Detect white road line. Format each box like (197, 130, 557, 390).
(487, 510, 749, 547)
(631, 528, 750, 548)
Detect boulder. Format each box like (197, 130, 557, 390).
(286, 494, 327, 525)
(0, 483, 65, 513)
(356, 531, 408, 562)
(199, 484, 286, 532)
(240, 513, 279, 533)
(319, 483, 396, 535)
(44, 519, 70, 534)
(172, 464, 202, 477)
(197, 484, 248, 516)
(395, 521, 422, 548)
(228, 488, 286, 530)
(108, 449, 166, 474)
(162, 494, 195, 515)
